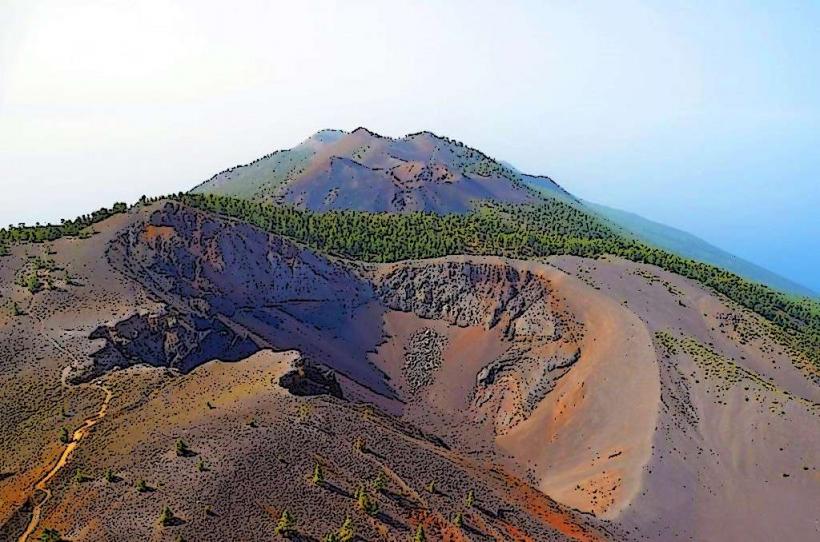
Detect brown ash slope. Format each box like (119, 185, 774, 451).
(192, 127, 567, 213)
(1, 202, 818, 541)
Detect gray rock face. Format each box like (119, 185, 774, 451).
(278, 358, 344, 398)
(83, 309, 258, 380)
(376, 261, 554, 335)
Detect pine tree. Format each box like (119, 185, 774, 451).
(338, 517, 355, 542)
(274, 509, 296, 537)
(465, 489, 475, 507)
(136, 479, 149, 493)
(103, 468, 116, 482)
(453, 511, 463, 527)
(413, 525, 426, 542)
(175, 439, 190, 456)
(158, 506, 175, 526)
(38, 529, 63, 542)
(312, 463, 324, 486)
(425, 480, 436, 494)
(357, 488, 379, 516)
(372, 471, 386, 492)
(353, 436, 364, 452)
(25, 273, 41, 293)
(59, 427, 70, 444)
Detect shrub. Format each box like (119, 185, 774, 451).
(274, 509, 297, 537)
(158, 506, 175, 526)
(25, 273, 42, 293)
(298, 403, 312, 423)
(338, 517, 355, 542)
(353, 436, 364, 452)
(38, 528, 62, 542)
(465, 490, 475, 507)
(357, 488, 379, 516)
(175, 439, 190, 456)
(312, 463, 324, 486)
(372, 471, 386, 492)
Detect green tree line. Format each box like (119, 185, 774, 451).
(177, 193, 820, 371)
(1, 192, 817, 371)
(0, 202, 128, 245)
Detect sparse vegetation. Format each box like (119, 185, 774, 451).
(371, 471, 386, 492)
(353, 435, 364, 452)
(175, 438, 190, 456)
(158, 505, 176, 526)
(298, 403, 312, 423)
(465, 489, 475, 507)
(356, 486, 379, 516)
(38, 528, 63, 542)
(274, 509, 297, 537)
(337, 517, 354, 542)
(312, 462, 324, 486)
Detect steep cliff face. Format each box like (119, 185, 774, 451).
(99, 202, 394, 395)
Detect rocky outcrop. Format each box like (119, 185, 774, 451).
(376, 261, 557, 339)
(79, 309, 258, 381)
(403, 327, 447, 392)
(278, 358, 344, 398)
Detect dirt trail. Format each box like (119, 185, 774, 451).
(17, 382, 112, 542)
(17, 328, 114, 542)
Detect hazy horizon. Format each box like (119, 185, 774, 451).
(1, 1, 818, 291)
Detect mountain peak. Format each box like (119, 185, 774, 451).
(193, 128, 568, 213)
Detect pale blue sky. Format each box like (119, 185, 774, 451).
(1, 1, 818, 291)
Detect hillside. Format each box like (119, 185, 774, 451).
(190, 128, 813, 299)
(587, 201, 817, 298)
(192, 128, 568, 213)
(1, 200, 818, 541)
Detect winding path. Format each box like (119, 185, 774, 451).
(17, 383, 112, 542)
(17, 329, 113, 542)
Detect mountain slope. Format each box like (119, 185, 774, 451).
(192, 128, 814, 297)
(587, 201, 817, 298)
(192, 128, 568, 213)
(1, 201, 816, 541)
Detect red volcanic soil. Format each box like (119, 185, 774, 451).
(1, 203, 817, 541)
